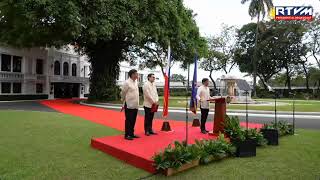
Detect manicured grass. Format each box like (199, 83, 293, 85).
(1, 110, 319, 180)
(153, 129, 320, 179)
(0, 111, 149, 180)
(158, 97, 320, 112)
(103, 97, 320, 112)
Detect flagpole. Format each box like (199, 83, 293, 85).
(185, 62, 190, 146)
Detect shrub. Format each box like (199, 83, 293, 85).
(224, 115, 244, 142)
(153, 134, 236, 169)
(153, 141, 201, 170)
(196, 134, 236, 164)
(224, 115, 267, 146)
(246, 128, 268, 146)
(262, 120, 293, 136)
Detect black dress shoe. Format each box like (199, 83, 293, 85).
(149, 131, 157, 135)
(201, 130, 208, 134)
(124, 136, 134, 140)
(132, 135, 140, 138)
(145, 132, 150, 136)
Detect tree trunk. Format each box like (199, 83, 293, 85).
(302, 63, 310, 90)
(209, 70, 217, 93)
(285, 67, 291, 97)
(258, 75, 268, 90)
(252, 13, 260, 97)
(86, 40, 126, 102)
(313, 52, 320, 69)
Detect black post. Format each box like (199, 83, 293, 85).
(245, 91, 249, 130)
(185, 63, 190, 146)
(274, 92, 277, 129)
(292, 93, 295, 135)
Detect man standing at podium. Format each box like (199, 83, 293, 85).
(196, 78, 212, 134)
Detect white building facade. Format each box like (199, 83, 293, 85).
(0, 46, 90, 100)
(0, 46, 166, 100)
(117, 62, 165, 87)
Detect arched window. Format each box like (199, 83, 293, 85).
(72, 63, 77, 76)
(54, 61, 60, 75)
(63, 62, 69, 76)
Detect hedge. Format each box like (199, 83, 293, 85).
(0, 94, 49, 101)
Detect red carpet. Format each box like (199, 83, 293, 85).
(40, 99, 187, 133)
(41, 99, 263, 172)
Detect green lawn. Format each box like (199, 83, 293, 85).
(158, 97, 320, 112)
(1, 110, 319, 180)
(102, 97, 320, 112)
(0, 111, 149, 180)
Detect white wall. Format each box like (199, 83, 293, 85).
(118, 62, 165, 85)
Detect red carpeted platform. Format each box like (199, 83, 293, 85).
(91, 121, 263, 173)
(91, 125, 217, 173)
(41, 99, 263, 173)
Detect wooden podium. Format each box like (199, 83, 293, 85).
(207, 98, 226, 135)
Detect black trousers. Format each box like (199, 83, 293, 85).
(200, 108, 209, 131)
(144, 106, 155, 133)
(124, 104, 138, 137)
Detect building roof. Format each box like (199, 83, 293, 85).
(220, 75, 237, 80)
(236, 79, 251, 91)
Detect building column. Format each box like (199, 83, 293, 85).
(79, 84, 84, 98)
(48, 83, 54, 99)
(47, 54, 54, 99)
(10, 55, 13, 72)
(60, 56, 63, 76)
(69, 58, 72, 76)
(21, 56, 25, 74)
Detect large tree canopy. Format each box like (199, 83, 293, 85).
(234, 20, 307, 91)
(200, 24, 236, 90)
(240, 0, 274, 97)
(0, 0, 206, 101)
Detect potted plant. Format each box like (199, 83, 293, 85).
(153, 141, 200, 176)
(276, 121, 294, 136)
(246, 128, 268, 147)
(231, 130, 257, 157)
(196, 134, 236, 164)
(224, 116, 257, 157)
(260, 124, 279, 145)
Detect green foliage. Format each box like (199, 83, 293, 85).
(224, 115, 244, 141)
(241, 0, 273, 19)
(234, 21, 307, 90)
(224, 115, 267, 146)
(262, 123, 275, 130)
(200, 24, 237, 74)
(0, 0, 207, 101)
(263, 120, 294, 136)
(170, 74, 186, 82)
(274, 121, 294, 136)
(152, 141, 200, 170)
(256, 87, 274, 98)
(0, 94, 48, 101)
(153, 134, 236, 170)
(245, 128, 268, 146)
(196, 134, 236, 165)
(234, 22, 281, 88)
(304, 13, 320, 69)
